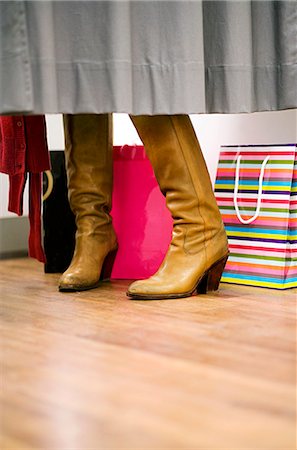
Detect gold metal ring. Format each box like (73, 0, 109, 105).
(42, 170, 54, 201)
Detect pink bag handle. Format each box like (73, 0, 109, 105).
(114, 145, 147, 160)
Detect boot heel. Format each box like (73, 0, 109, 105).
(196, 254, 229, 294)
(100, 248, 118, 281)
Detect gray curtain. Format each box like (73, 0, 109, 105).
(0, 1, 296, 115)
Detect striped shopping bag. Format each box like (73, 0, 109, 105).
(215, 144, 297, 289)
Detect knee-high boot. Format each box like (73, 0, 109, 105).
(59, 114, 118, 292)
(128, 114, 229, 299)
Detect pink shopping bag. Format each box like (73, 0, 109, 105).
(111, 145, 172, 279)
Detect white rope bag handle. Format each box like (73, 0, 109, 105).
(234, 155, 270, 224)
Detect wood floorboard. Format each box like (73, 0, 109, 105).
(0, 257, 296, 449)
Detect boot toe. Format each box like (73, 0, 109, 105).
(58, 273, 81, 291)
(126, 279, 157, 297)
(126, 279, 177, 299)
(126, 280, 146, 295)
(58, 272, 99, 292)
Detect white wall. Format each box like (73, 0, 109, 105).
(190, 110, 297, 183)
(0, 175, 17, 218)
(45, 110, 297, 184)
(0, 110, 296, 219)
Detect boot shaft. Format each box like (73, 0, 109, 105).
(63, 114, 114, 232)
(130, 115, 224, 237)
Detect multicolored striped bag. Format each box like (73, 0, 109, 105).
(215, 144, 297, 289)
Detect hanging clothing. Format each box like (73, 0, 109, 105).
(0, 115, 50, 262)
(0, 1, 296, 115)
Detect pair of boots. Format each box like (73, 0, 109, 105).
(59, 114, 229, 299)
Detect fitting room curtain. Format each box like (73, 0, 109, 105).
(0, 1, 296, 115)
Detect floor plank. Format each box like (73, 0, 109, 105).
(0, 258, 296, 449)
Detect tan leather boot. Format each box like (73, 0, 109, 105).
(127, 115, 229, 299)
(59, 114, 118, 292)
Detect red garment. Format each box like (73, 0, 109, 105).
(0, 115, 51, 262)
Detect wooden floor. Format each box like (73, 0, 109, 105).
(0, 258, 296, 450)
